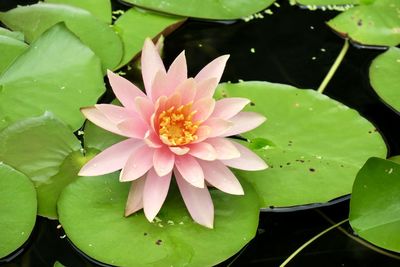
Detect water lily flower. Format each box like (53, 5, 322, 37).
(79, 38, 267, 228)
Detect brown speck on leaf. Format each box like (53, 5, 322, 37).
(144, 232, 148, 236)
(156, 239, 162, 245)
(309, 168, 316, 172)
(250, 102, 255, 106)
(357, 19, 363, 26)
(286, 162, 291, 165)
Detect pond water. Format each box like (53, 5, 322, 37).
(1, 0, 400, 266)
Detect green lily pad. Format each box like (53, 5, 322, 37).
(0, 163, 37, 258)
(0, 113, 83, 218)
(215, 82, 387, 208)
(114, 7, 184, 68)
(370, 47, 400, 112)
(0, 23, 105, 131)
(327, 0, 400, 46)
(83, 120, 125, 151)
(349, 157, 400, 253)
(58, 175, 259, 266)
(0, 35, 28, 74)
(120, 0, 275, 20)
(45, 0, 112, 23)
(0, 2, 123, 70)
(0, 27, 24, 41)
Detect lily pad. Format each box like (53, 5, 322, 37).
(0, 113, 82, 218)
(114, 7, 184, 68)
(327, 0, 400, 46)
(0, 35, 28, 74)
(120, 0, 275, 20)
(0, 2, 123, 70)
(0, 23, 105, 131)
(349, 157, 400, 253)
(0, 27, 24, 41)
(0, 163, 37, 258)
(83, 120, 124, 151)
(45, 0, 112, 23)
(215, 82, 387, 208)
(369, 47, 400, 113)
(58, 175, 260, 266)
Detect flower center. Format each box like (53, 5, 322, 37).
(158, 103, 199, 146)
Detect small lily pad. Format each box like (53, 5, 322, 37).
(0, 35, 28, 74)
(58, 175, 260, 266)
(369, 47, 400, 113)
(0, 23, 105, 131)
(0, 113, 83, 218)
(120, 0, 275, 20)
(45, 0, 112, 23)
(0, 163, 37, 258)
(215, 82, 387, 208)
(327, 0, 400, 46)
(349, 157, 400, 253)
(0, 2, 123, 70)
(0, 27, 24, 41)
(114, 7, 184, 68)
(83, 120, 125, 151)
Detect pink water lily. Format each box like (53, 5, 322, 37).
(79, 38, 267, 228)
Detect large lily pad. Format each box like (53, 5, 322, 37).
(0, 35, 28, 74)
(114, 8, 184, 68)
(45, 0, 112, 23)
(0, 2, 123, 70)
(58, 174, 260, 266)
(327, 0, 400, 46)
(0, 113, 82, 218)
(0, 163, 37, 258)
(349, 157, 400, 253)
(120, 0, 275, 20)
(369, 47, 400, 113)
(215, 82, 387, 208)
(0, 23, 105, 131)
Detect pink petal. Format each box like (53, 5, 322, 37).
(195, 55, 229, 84)
(192, 125, 211, 143)
(153, 146, 175, 176)
(144, 130, 163, 148)
(135, 96, 154, 123)
(175, 170, 214, 228)
(175, 78, 196, 104)
(207, 137, 240, 160)
(120, 145, 155, 182)
(169, 146, 190, 155)
(188, 142, 217, 161)
(199, 160, 244, 195)
(222, 141, 268, 170)
(212, 98, 250, 120)
(194, 78, 218, 101)
(202, 118, 233, 137)
(79, 139, 143, 176)
(141, 38, 166, 99)
(150, 70, 168, 102)
(107, 70, 146, 110)
(81, 106, 125, 137)
(165, 51, 187, 92)
(143, 168, 172, 221)
(117, 118, 148, 139)
(222, 112, 266, 137)
(95, 104, 135, 124)
(192, 98, 215, 122)
(125, 178, 145, 216)
(175, 155, 204, 188)
(165, 93, 182, 109)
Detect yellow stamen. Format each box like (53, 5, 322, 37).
(158, 102, 200, 146)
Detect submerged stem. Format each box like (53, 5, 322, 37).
(317, 40, 349, 94)
(280, 218, 349, 267)
(316, 210, 400, 260)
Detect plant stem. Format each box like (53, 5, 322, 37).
(316, 210, 400, 260)
(280, 218, 349, 267)
(317, 40, 349, 94)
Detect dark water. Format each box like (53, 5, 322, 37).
(1, 0, 400, 266)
